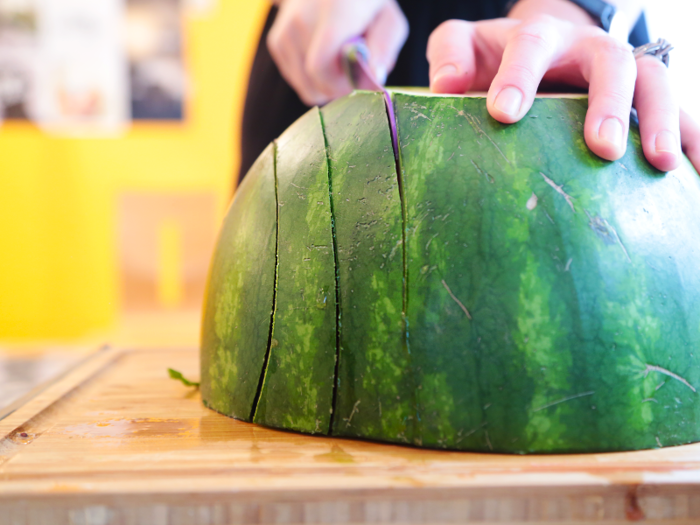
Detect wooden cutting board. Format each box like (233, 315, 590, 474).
(2, 347, 700, 525)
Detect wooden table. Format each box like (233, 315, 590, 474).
(2, 347, 700, 524)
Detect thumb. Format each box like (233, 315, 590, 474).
(364, 0, 409, 85)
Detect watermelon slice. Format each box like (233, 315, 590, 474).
(252, 107, 337, 434)
(321, 91, 414, 444)
(200, 143, 277, 421)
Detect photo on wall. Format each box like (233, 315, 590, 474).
(126, 0, 185, 120)
(35, 0, 128, 132)
(0, 0, 38, 120)
(0, 0, 186, 129)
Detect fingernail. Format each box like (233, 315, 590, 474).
(598, 118, 624, 150)
(432, 64, 458, 85)
(493, 86, 523, 117)
(655, 130, 678, 155)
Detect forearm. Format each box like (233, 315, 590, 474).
(507, 0, 643, 35)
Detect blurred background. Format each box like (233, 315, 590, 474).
(0, 0, 697, 359)
(0, 0, 269, 356)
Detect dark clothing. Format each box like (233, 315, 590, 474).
(238, 2, 649, 183)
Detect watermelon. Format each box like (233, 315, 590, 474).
(201, 90, 700, 453)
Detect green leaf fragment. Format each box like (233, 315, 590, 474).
(168, 368, 200, 388)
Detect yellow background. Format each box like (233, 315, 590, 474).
(0, 1, 269, 342)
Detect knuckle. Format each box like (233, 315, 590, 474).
(307, 96, 323, 107)
(387, 7, 409, 44)
(599, 89, 633, 112)
(397, 12, 409, 39)
(434, 18, 472, 37)
(289, 14, 307, 36)
(389, 0, 409, 24)
(592, 35, 633, 61)
(511, 24, 557, 54)
(502, 62, 540, 88)
(427, 19, 472, 57)
(297, 86, 327, 107)
(636, 54, 668, 75)
(300, 94, 319, 107)
(650, 98, 680, 117)
(657, 114, 681, 130)
(652, 107, 680, 124)
(523, 13, 558, 28)
(653, 99, 680, 115)
(426, 20, 474, 50)
(266, 29, 282, 57)
(580, 25, 607, 41)
(304, 55, 322, 80)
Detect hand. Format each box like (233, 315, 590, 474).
(428, 15, 700, 174)
(267, 0, 408, 106)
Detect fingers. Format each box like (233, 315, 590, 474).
(269, 35, 328, 106)
(486, 15, 562, 123)
(267, 1, 329, 106)
(365, 0, 409, 85)
(680, 109, 700, 174)
(306, 0, 387, 98)
(633, 55, 680, 171)
(578, 33, 637, 161)
(268, 0, 405, 105)
(427, 19, 478, 94)
(426, 13, 689, 172)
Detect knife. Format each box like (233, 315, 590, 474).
(341, 37, 400, 165)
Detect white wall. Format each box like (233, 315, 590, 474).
(645, 0, 700, 120)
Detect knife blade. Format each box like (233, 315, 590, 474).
(341, 37, 400, 165)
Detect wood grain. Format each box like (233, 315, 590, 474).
(2, 347, 700, 524)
